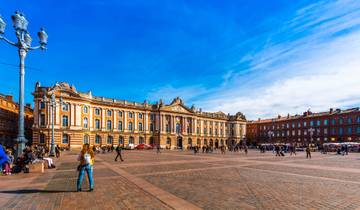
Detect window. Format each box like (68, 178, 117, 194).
(166, 138, 171, 144)
(188, 138, 192, 145)
(129, 112, 133, 118)
(128, 122, 133, 131)
(331, 128, 336, 135)
(215, 129, 218, 135)
(95, 135, 101, 144)
(331, 119, 336, 125)
(303, 121, 307, 127)
(286, 123, 289, 128)
(347, 127, 352, 134)
(348, 117, 353, 124)
(150, 123, 154, 131)
(298, 122, 301, 128)
(95, 119, 100, 129)
(39, 134, 45, 144)
(324, 119, 328, 126)
(357, 116, 360, 123)
(339, 118, 344, 124)
(95, 108, 100, 115)
(292, 123, 295, 128)
(339, 128, 344, 135)
(197, 127, 200, 134)
(107, 136, 113, 144)
(83, 118, 88, 128)
(118, 121, 123, 130)
(209, 128, 212, 135)
(310, 121, 314, 126)
(150, 114, 154, 120)
(139, 137, 144, 144)
(166, 124, 170, 133)
(62, 103, 69, 111)
(138, 122, 143, 131)
(176, 123, 181, 133)
(197, 139, 201, 145)
(62, 116, 69, 127)
(204, 128, 207, 135)
(83, 106, 88, 113)
(107, 120, 112, 130)
(62, 134, 69, 144)
(107, 110, 112, 116)
(83, 135, 89, 144)
(187, 126, 190, 133)
(118, 111, 123, 117)
(139, 113, 143, 119)
(129, 136, 134, 144)
(220, 129, 223, 135)
(316, 120, 321, 126)
(40, 114, 46, 126)
(118, 136, 123, 144)
(40, 101, 45, 109)
(324, 128, 328, 135)
(357, 127, 360, 134)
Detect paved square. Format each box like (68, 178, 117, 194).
(1, 150, 360, 209)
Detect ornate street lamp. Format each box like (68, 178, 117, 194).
(308, 127, 315, 145)
(0, 11, 48, 157)
(42, 93, 64, 156)
(267, 130, 274, 142)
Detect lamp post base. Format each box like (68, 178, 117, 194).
(15, 136, 27, 158)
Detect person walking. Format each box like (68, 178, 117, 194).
(55, 145, 61, 158)
(114, 144, 124, 162)
(76, 143, 95, 192)
(156, 144, 161, 154)
(306, 145, 311, 159)
(244, 145, 248, 155)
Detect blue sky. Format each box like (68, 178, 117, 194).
(1, 0, 360, 120)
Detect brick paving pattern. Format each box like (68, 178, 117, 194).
(1, 150, 360, 209)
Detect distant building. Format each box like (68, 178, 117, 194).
(32, 82, 246, 149)
(0, 94, 33, 146)
(246, 108, 360, 146)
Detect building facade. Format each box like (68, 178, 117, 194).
(246, 108, 360, 146)
(0, 94, 33, 146)
(32, 82, 246, 149)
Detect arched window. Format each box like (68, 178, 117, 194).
(348, 117, 353, 124)
(39, 133, 45, 144)
(83, 135, 90, 144)
(176, 123, 181, 133)
(166, 138, 171, 144)
(107, 120, 112, 130)
(62, 134, 69, 144)
(138, 122, 143, 131)
(95, 108, 100, 115)
(204, 139, 208, 145)
(129, 136, 134, 144)
(139, 136, 144, 144)
(118, 121, 123, 130)
(62, 116, 69, 127)
(119, 136, 123, 144)
(107, 136, 113, 144)
(339, 118, 344, 124)
(139, 113, 143, 119)
(197, 139, 201, 145)
(150, 123, 154, 131)
(118, 111, 123, 117)
(220, 140, 224, 145)
(83, 117, 88, 128)
(107, 110, 112, 116)
(95, 119, 100, 129)
(83, 106, 88, 113)
(188, 138, 192, 145)
(129, 122, 133, 131)
(149, 137, 154, 145)
(95, 135, 101, 144)
(129, 112, 133, 118)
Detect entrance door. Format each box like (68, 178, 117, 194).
(177, 137, 183, 149)
(215, 140, 219, 148)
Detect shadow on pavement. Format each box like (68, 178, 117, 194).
(0, 189, 76, 194)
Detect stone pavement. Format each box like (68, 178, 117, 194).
(2, 149, 360, 209)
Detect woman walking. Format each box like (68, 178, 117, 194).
(76, 144, 95, 192)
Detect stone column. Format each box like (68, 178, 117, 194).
(124, 110, 127, 131)
(114, 110, 117, 130)
(89, 106, 93, 128)
(144, 112, 148, 133)
(101, 108, 106, 129)
(134, 111, 138, 131)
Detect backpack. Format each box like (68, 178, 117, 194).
(84, 152, 91, 165)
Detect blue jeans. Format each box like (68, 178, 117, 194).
(77, 164, 94, 190)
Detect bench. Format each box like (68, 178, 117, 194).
(28, 162, 44, 173)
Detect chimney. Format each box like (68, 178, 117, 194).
(25, 103, 31, 108)
(5, 95, 13, 101)
(329, 108, 333, 113)
(277, 115, 281, 119)
(287, 113, 290, 118)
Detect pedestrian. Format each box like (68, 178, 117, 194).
(115, 144, 124, 162)
(76, 143, 95, 192)
(306, 145, 311, 159)
(55, 145, 61, 158)
(275, 145, 280, 156)
(0, 143, 6, 173)
(244, 145, 248, 155)
(157, 144, 161, 154)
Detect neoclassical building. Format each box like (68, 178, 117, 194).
(32, 82, 246, 149)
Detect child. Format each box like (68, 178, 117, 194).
(3, 150, 14, 175)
